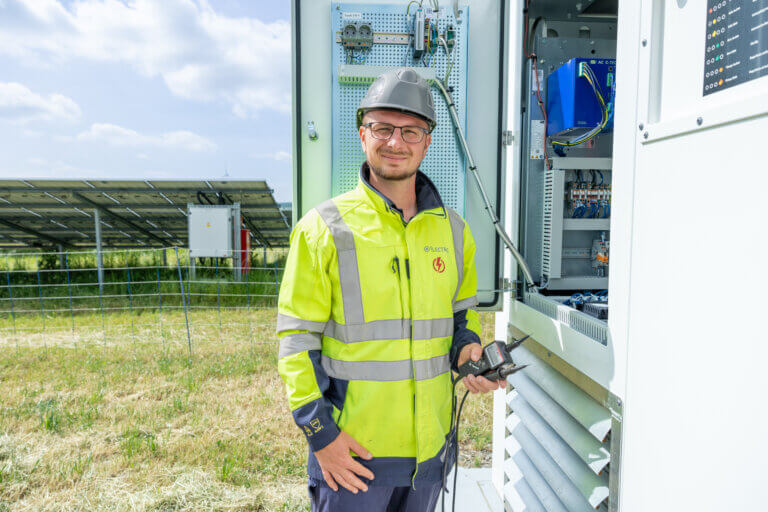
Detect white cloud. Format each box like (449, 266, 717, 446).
(26, 157, 48, 166)
(0, 82, 81, 122)
(252, 150, 291, 161)
(77, 123, 217, 152)
(15, 157, 93, 177)
(0, 0, 291, 117)
(22, 128, 44, 137)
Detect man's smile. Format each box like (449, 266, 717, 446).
(380, 152, 408, 161)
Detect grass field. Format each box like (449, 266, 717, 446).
(0, 309, 497, 512)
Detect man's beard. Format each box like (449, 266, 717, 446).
(369, 160, 418, 181)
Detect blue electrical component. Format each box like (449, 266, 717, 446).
(546, 58, 616, 138)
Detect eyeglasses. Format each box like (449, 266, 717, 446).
(362, 122, 430, 144)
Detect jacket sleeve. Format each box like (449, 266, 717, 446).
(276, 215, 341, 451)
(450, 219, 482, 372)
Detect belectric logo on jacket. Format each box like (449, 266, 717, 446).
(432, 257, 446, 273)
(424, 245, 449, 253)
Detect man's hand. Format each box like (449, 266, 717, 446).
(457, 343, 507, 393)
(314, 431, 375, 493)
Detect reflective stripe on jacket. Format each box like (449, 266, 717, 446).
(277, 162, 482, 487)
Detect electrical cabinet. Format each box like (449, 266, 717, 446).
(498, 6, 621, 510)
(493, 1, 768, 511)
(187, 205, 232, 258)
(293, 1, 768, 510)
(330, 3, 469, 211)
(293, 0, 505, 308)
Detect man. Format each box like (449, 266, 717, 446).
(277, 68, 503, 511)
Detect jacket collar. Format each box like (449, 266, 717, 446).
(357, 161, 445, 221)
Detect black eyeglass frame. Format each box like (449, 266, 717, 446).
(361, 122, 432, 144)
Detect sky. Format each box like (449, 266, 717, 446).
(0, 0, 293, 202)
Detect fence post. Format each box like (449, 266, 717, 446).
(96, 251, 107, 346)
(232, 203, 242, 282)
(36, 268, 46, 352)
(244, 259, 254, 347)
(65, 252, 75, 336)
(272, 258, 279, 304)
(174, 247, 193, 364)
(185, 250, 192, 306)
(215, 257, 222, 343)
(94, 209, 104, 294)
(125, 254, 136, 346)
(245, 264, 251, 309)
(156, 249, 164, 346)
(5, 255, 17, 352)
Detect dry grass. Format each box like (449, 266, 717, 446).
(0, 309, 497, 511)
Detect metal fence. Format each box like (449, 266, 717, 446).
(0, 247, 288, 353)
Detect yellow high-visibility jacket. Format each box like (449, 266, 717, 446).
(277, 162, 482, 487)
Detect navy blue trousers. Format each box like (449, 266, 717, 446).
(308, 477, 443, 512)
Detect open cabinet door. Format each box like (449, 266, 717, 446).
(495, 1, 631, 510)
(291, 0, 508, 308)
(491, 0, 524, 498)
(617, 1, 768, 510)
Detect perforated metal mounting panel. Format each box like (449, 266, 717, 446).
(331, 3, 468, 214)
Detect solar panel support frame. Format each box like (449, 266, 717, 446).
(233, 203, 242, 282)
(94, 208, 103, 293)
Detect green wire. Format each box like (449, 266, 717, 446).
(406, 0, 422, 16)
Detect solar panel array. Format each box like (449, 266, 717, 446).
(0, 180, 291, 249)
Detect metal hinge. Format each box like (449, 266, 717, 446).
(499, 277, 515, 291)
(307, 121, 318, 141)
(502, 130, 515, 146)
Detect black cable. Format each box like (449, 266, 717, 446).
(196, 191, 213, 205)
(441, 373, 465, 512)
(441, 378, 456, 512)
(452, 389, 470, 512)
